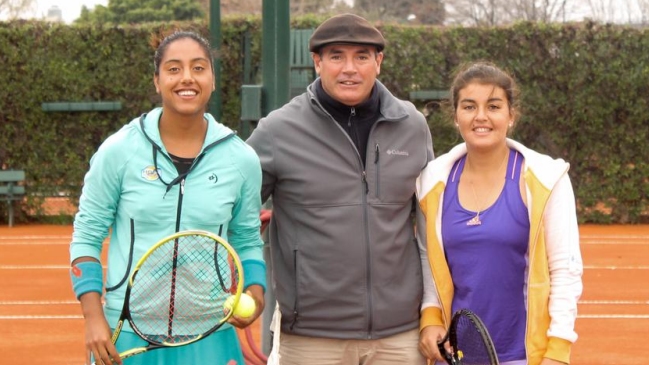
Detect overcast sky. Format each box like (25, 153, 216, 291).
(34, 0, 107, 23)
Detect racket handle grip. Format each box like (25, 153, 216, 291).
(437, 341, 455, 364)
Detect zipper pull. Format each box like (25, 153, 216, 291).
(374, 143, 379, 163)
(180, 178, 185, 195)
(362, 171, 368, 194)
(348, 107, 356, 127)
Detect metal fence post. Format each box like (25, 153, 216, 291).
(260, 0, 290, 355)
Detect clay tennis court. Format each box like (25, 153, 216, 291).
(1, 223, 647, 364)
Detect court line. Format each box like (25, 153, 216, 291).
(580, 234, 649, 239)
(1, 233, 633, 239)
(0, 240, 109, 245)
(0, 315, 82, 319)
(0, 300, 78, 305)
(2, 299, 643, 305)
(2, 302, 645, 321)
(579, 300, 649, 305)
(581, 240, 649, 245)
(583, 265, 649, 270)
(4, 264, 646, 270)
(0, 242, 70, 246)
(3, 238, 645, 245)
(5, 315, 648, 320)
(0, 236, 71, 240)
(578, 314, 649, 319)
(0, 233, 640, 240)
(0, 265, 72, 269)
(0, 265, 106, 269)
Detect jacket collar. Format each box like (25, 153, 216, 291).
(314, 79, 380, 123)
(419, 139, 570, 193)
(136, 107, 235, 151)
(308, 78, 409, 122)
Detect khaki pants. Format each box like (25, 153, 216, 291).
(278, 328, 426, 365)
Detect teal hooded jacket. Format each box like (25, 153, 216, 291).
(70, 107, 266, 331)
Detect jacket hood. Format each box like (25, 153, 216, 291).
(132, 107, 235, 152)
(417, 138, 569, 198)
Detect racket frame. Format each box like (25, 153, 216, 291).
(103, 230, 245, 362)
(437, 309, 500, 365)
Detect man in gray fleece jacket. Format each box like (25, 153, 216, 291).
(246, 13, 434, 365)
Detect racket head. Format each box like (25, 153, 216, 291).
(123, 230, 244, 348)
(446, 309, 499, 365)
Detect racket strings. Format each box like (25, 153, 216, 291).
(128, 234, 238, 345)
(453, 314, 498, 365)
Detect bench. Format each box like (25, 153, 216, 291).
(409, 89, 450, 116)
(409, 89, 450, 102)
(239, 29, 317, 139)
(0, 170, 26, 227)
(289, 29, 315, 98)
(41, 101, 122, 112)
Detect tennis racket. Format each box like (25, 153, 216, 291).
(437, 309, 499, 365)
(91, 230, 244, 364)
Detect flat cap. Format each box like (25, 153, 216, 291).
(309, 13, 385, 53)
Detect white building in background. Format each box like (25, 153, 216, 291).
(46, 5, 63, 22)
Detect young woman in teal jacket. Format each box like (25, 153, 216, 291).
(69, 31, 266, 365)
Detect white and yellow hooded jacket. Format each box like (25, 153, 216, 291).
(416, 139, 583, 365)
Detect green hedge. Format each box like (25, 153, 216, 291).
(1, 17, 647, 223)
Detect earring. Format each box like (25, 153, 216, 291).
(509, 123, 513, 128)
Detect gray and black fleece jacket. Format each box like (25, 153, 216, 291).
(246, 79, 434, 340)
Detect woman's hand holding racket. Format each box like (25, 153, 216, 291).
(430, 309, 499, 365)
(419, 309, 499, 365)
(419, 324, 448, 363)
(81, 292, 122, 365)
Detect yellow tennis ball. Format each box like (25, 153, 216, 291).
(224, 293, 256, 318)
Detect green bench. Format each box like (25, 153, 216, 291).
(409, 89, 450, 101)
(41, 101, 122, 112)
(0, 170, 26, 227)
(409, 90, 450, 116)
(289, 29, 315, 98)
(239, 29, 317, 137)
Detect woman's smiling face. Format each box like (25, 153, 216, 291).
(154, 37, 215, 118)
(455, 82, 514, 151)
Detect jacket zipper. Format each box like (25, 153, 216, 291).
(290, 250, 299, 330)
(347, 107, 356, 127)
(347, 107, 361, 160)
(362, 173, 372, 337)
(362, 171, 368, 194)
(374, 143, 380, 198)
(175, 178, 185, 232)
